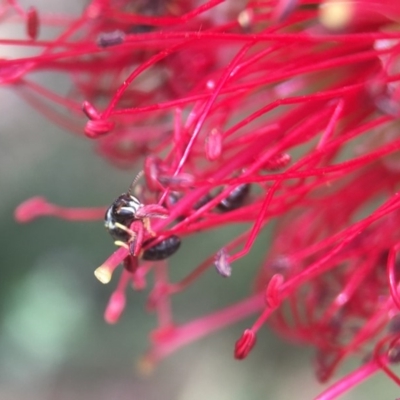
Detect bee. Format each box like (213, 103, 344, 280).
(142, 235, 181, 261)
(104, 191, 143, 242)
(217, 184, 251, 211)
(104, 172, 168, 254)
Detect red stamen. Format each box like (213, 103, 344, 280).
(234, 329, 257, 360)
(26, 6, 39, 40)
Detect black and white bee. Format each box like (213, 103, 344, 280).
(105, 192, 143, 242)
(104, 173, 169, 252)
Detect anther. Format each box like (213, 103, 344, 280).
(97, 30, 125, 48)
(94, 264, 114, 284)
(319, 0, 353, 31)
(234, 329, 257, 360)
(104, 291, 126, 324)
(84, 119, 115, 138)
(237, 9, 254, 31)
(26, 7, 39, 40)
(82, 100, 101, 120)
(14, 196, 51, 222)
(205, 128, 222, 161)
(214, 248, 232, 277)
(265, 274, 284, 308)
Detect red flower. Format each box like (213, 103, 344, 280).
(7, 0, 400, 397)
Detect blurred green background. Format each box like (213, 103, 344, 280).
(1, 1, 399, 399)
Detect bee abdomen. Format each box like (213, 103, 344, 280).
(142, 235, 181, 261)
(217, 184, 251, 211)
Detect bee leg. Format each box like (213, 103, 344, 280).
(114, 222, 137, 239)
(128, 220, 144, 256)
(114, 240, 129, 250)
(143, 217, 156, 237)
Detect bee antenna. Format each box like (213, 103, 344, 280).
(127, 170, 144, 194)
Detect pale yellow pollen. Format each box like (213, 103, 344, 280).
(94, 265, 113, 284)
(143, 217, 156, 237)
(238, 9, 253, 30)
(319, 0, 354, 31)
(114, 222, 135, 237)
(114, 240, 129, 250)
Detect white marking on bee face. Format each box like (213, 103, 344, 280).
(105, 207, 115, 230)
(127, 195, 142, 213)
(104, 193, 145, 243)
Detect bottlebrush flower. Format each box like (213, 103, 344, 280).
(6, 0, 400, 398)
